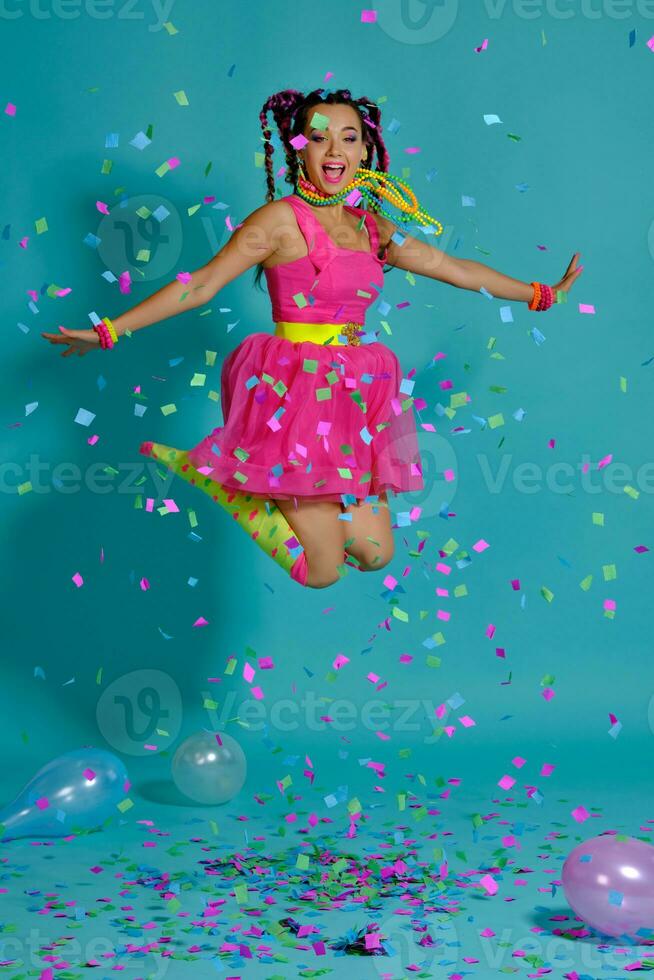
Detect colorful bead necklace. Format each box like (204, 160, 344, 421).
(296, 166, 444, 236)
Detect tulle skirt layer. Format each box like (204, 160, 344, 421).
(140, 331, 424, 503)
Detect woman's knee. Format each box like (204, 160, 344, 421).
(355, 542, 395, 572)
(306, 569, 341, 589)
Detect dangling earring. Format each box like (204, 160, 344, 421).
(297, 157, 308, 180)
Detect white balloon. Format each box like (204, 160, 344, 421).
(171, 731, 246, 805)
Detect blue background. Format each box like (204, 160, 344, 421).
(1, 0, 653, 975)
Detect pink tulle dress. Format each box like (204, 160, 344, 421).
(140, 193, 424, 503)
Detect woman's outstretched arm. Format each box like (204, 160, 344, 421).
(375, 214, 583, 301)
(42, 200, 283, 357)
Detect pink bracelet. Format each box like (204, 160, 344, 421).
(93, 316, 118, 349)
(528, 282, 555, 311)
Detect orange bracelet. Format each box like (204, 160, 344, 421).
(528, 282, 542, 310)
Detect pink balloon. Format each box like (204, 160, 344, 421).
(562, 833, 654, 939)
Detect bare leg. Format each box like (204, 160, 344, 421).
(273, 496, 346, 589)
(342, 490, 394, 571)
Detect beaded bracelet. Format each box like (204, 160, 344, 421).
(528, 282, 556, 311)
(93, 316, 119, 349)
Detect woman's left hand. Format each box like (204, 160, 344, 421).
(552, 252, 584, 295)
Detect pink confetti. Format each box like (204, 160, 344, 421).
(163, 498, 179, 513)
(473, 538, 490, 553)
(474, 37, 489, 52)
(333, 654, 350, 670)
(192, 617, 209, 627)
(479, 873, 498, 895)
(579, 303, 595, 314)
(5, 102, 16, 116)
(176, 271, 192, 284)
(243, 662, 255, 683)
(96, 201, 109, 214)
(571, 805, 590, 823)
(84, 768, 96, 781)
(360, 8, 377, 22)
(72, 572, 84, 588)
(498, 774, 516, 790)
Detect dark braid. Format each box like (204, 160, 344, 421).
(254, 87, 392, 290)
(258, 89, 305, 204)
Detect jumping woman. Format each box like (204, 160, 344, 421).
(42, 87, 582, 589)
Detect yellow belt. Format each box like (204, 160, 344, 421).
(274, 321, 364, 346)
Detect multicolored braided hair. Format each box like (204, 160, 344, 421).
(254, 86, 391, 289)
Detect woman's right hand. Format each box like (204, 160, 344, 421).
(41, 326, 103, 357)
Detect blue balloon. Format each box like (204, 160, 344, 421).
(0, 748, 129, 841)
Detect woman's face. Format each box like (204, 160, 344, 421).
(299, 103, 366, 195)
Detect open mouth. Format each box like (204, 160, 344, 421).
(321, 163, 346, 183)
